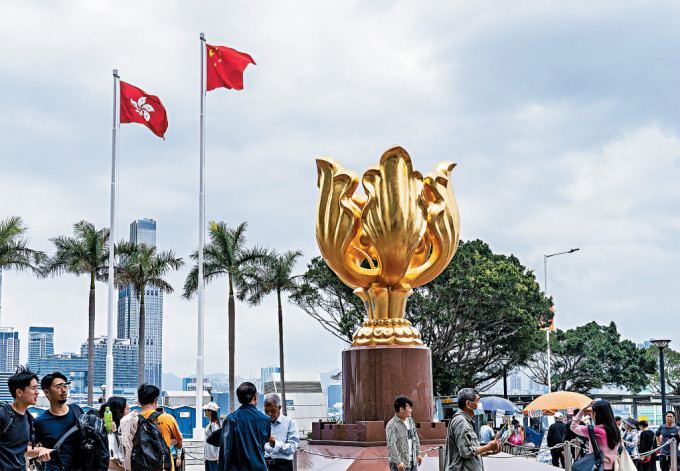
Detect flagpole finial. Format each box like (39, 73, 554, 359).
(113, 69, 119, 77)
(200, 33, 205, 40)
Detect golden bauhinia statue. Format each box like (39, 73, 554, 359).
(316, 145, 460, 347)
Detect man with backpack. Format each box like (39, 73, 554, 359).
(125, 383, 182, 471)
(0, 366, 53, 470)
(34, 372, 83, 470)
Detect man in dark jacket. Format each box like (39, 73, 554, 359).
(563, 408, 586, 463)
(218, 382, 271, 470)
(547, 412, 567, 468)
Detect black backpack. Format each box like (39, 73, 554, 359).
(0, 401, 35, 443)
(53, 405, 109, 471)
(131, 411, 172, 471)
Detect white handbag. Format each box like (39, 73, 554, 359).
(615, 443, 638, 471)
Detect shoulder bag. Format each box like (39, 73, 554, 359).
(572, 425, 604, 471)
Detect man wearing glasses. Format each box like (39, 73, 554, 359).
(34, 372, 83, 470)
(445, 388, 501, 471)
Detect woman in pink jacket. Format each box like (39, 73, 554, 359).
(570, 400, 621, 471)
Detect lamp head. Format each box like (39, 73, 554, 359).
(651, 339, 671, 350)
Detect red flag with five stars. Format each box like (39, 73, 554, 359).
(206, 44, 256, 91)
(120, 81, 168, 138)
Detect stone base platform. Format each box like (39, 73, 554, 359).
(310, 420, 447, 446)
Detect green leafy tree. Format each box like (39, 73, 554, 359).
(527, 321, 656, 393)
(407, 239, 549, 394)
(289, 256, 365, 342)
(239, 249, 303, 416)
(644, 346, 680, 394)
(291, 239, 550, 395)
(43, 221, 109, 406)
(183, 221, 264, 413)
(0, 216, 45, 274)
(116, 242, 183, 385)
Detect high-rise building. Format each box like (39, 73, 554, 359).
(28, 327, 54, 370)
(0, 327, 20, 372)
(0, 268, 3, 326)
(0, 371, 14, 402)
(37, 337, 138, 395)
(327, 383, 342, 408)
(261, 366, 280, 391)
(117, 218, 163, 389)
(80, 337, 138, 394)
(37, 353, 88, 394)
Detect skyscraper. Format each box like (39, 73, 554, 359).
(0, 327, 20, 372)
(117, 218, 163, 389)
(28, 327, 54, 370)
(80, 337, 138, 394)
(37, 337, 138, 396)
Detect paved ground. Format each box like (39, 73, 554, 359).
(185, 450, 556, 470)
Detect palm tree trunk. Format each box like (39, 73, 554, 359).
(87, 272, 95, 407)
(277, 289, 287, 416)
(228, 276, 236, 414)
(138, 288, 146, 386)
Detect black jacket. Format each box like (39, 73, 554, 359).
(547, 421, 567, 447)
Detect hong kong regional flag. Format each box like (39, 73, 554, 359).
(120, 81, 168, 138)
(206, 44, 256, 91)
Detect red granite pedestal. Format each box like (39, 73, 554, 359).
(310, 345, 447, 446)
(344, 345, 434, 424)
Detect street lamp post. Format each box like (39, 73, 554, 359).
(652, 339, 671, 417)
(500, 357, 511, 399)
(543, 248, 579, 393)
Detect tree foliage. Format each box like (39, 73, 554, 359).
(289, 256, 365, 343)
(526, 321, 656, 393)
(292, 239, 551, 395)
(239, 249, 303, 416)
(182, 221, 263, 413)
(643, 345, 680, 395)
(44, 220, 109, 406)
(407, 239, 549, 394)
(116, 242, 183, 385)
(0, 216, 45, 273)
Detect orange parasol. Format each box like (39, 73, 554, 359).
(523, 391, 592, 415)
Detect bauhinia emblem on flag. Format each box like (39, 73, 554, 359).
(120, 81, 168, 138)
(206, 44, 256, 91)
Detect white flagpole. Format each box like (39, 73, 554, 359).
(106, 69, 120, 401)
(194, 33, 206, 437)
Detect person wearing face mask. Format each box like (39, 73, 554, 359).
(445, 388, 501, 471)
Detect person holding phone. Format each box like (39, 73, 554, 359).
(445, 388, 501, 470)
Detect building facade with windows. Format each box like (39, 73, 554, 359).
(0, 327, 20, 372)
(117, 218, 164, 389)
(80, 337, 138, 395)
(28, 327, 54, 370)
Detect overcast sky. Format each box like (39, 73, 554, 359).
(1, 1, 679, 380)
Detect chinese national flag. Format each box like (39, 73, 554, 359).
(120, 81, 168, 138)
(206, 44, 256, 91)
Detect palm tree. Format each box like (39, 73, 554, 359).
(116, 242, 183, 385)
(183, 221, 264, 413)
(0, 216, 45, 274)
(0, 216, 45, 329)
(43, 221, 109, 406)
(239, 249, 302, 416)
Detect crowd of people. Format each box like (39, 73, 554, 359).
(541, 401, 678, 471)
(0, 366, 301, 471)
(5, 365, 680, 471)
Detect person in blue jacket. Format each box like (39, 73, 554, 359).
(218, 382, 271, 470)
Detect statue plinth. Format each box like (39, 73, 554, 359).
(343, 345, 433, 424)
